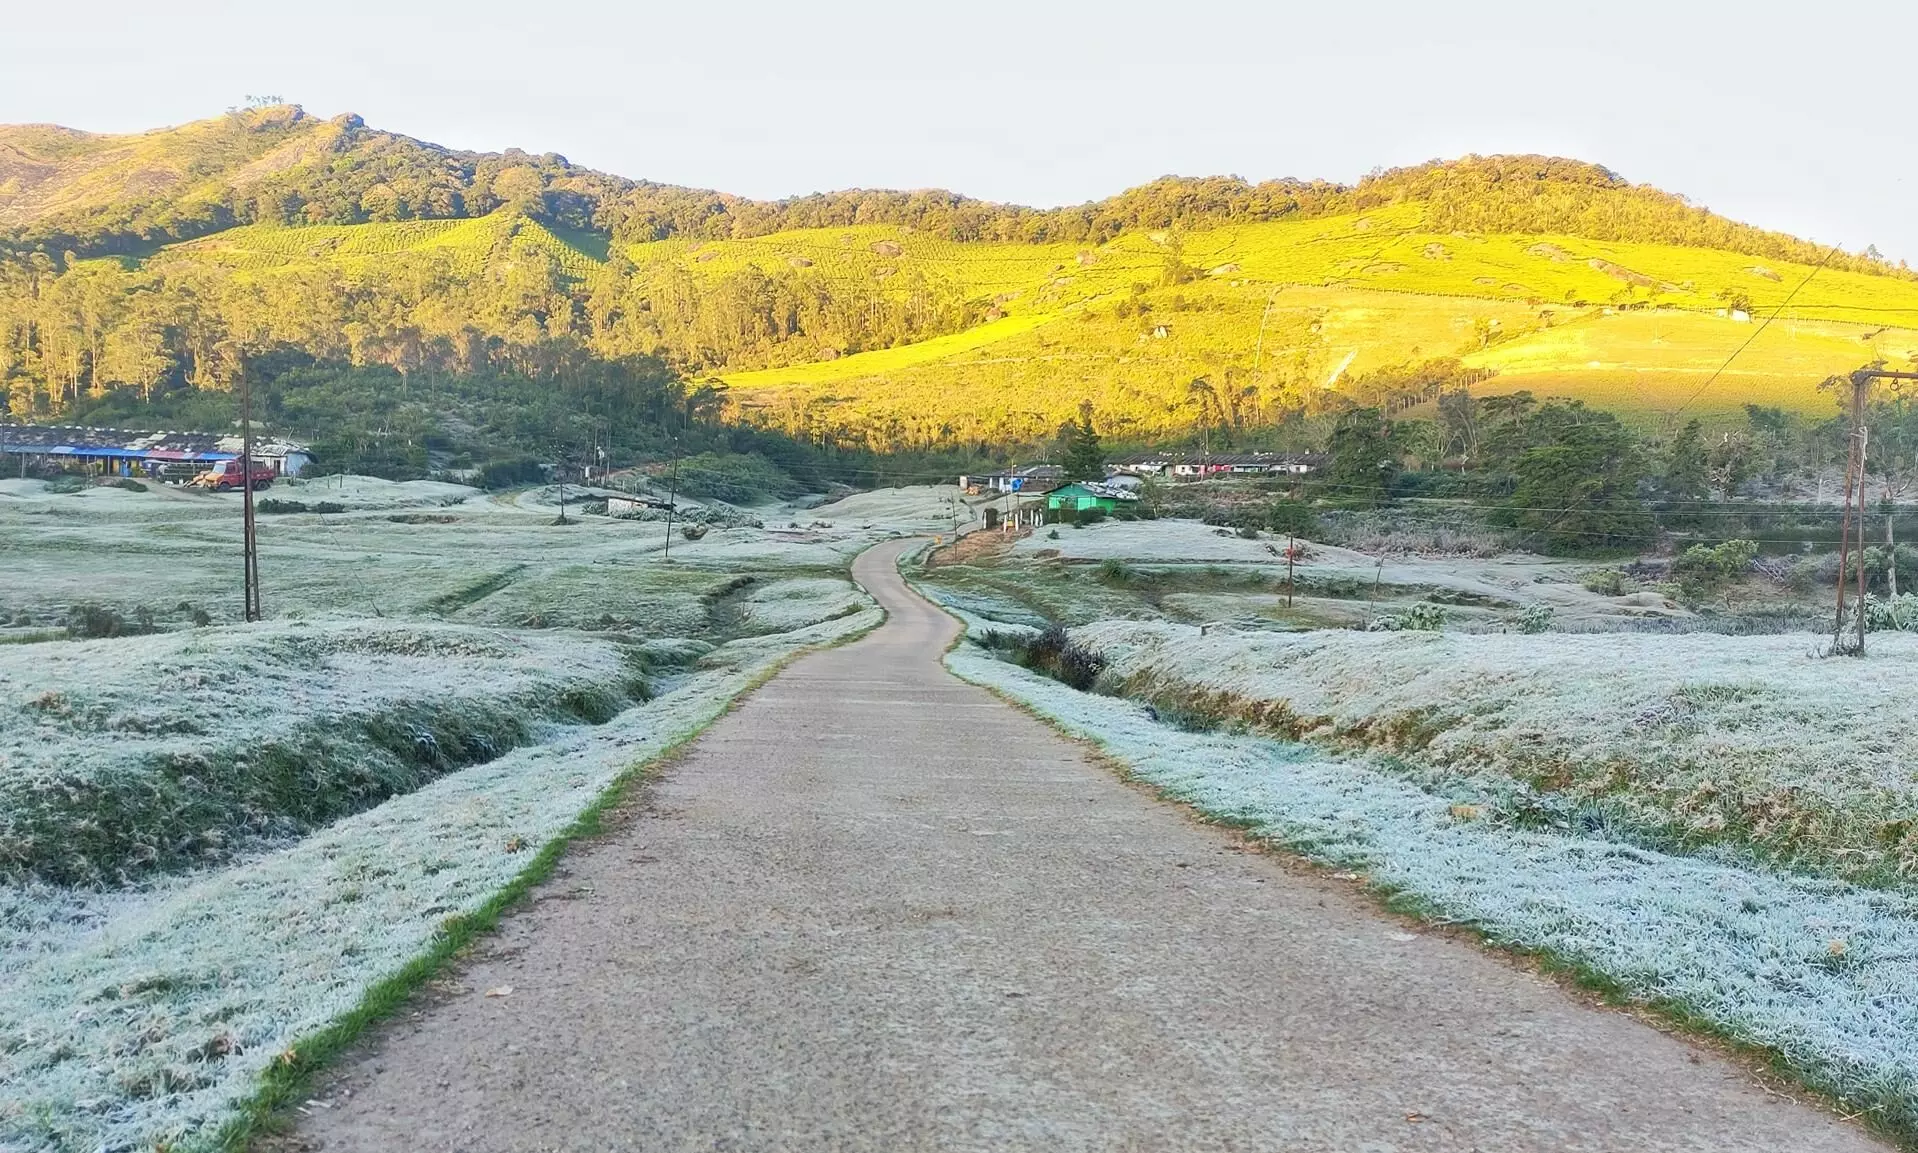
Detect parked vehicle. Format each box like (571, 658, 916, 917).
(190, 459, 276, 492)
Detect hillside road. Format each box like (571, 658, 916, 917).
(291, 537, 1887, 1152)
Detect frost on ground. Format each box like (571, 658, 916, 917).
(946, 642, 1918, 1136)
(1004, 518, 1680, 629)
(0, 609, 879, 1153)
(0, 621, 645, 887)
(0, 479, 937, 1152)
(1068, 621, 1918, 886)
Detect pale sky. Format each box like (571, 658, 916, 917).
(5, 0, 1909, 262)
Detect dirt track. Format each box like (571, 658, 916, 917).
(290, 538, 1887, 1152)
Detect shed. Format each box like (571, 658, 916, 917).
(1044, 481, 1140, 513)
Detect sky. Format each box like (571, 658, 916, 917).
(4, 0, 1910, 262)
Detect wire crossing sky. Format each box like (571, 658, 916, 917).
(4, 0, 1910, 263)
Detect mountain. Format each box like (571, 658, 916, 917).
(2, 105, 1914, 451)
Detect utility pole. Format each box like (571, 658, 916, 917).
(239, 362, 262, 622)
(662, 439, 682, 561)
(1834, 367, 1918, 655)
(1286, 535, 1296, 609)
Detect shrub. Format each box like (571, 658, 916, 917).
(44, 475, 87, 495)
(1672, 538, 1758, 601)
(1013, 624, 1108, 691)
(478, 457, 545, 490)
(107, 478, 148, 492)
(1366, 603, 1448, 632)
(1583, 569, 1629, 596)
(1096, 559, 1136, 586)
(1265, 498, 1319, 538)
(1516, 603, 1555, 634)
(681, 523, 709, 540)
(1865, 594, 1918, 632)
(1073, 506, 1108, 527)
(65, 603, 157, 639)
(257, 498, 347, 515)
(672, 452, 803, 504)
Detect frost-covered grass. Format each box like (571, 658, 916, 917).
(0, 477, 938, 1151)
(947, 642, 1918, 1142)
(1067, 621, 1918, 887)
(0, 621, 646, 887)
(0, 608, 879, 1153)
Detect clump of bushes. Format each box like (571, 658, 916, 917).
(1366, 603, 1448, 632)
(43, 475, 87, 495)
(257, 498, 347, 515)
(979, 624, 1108, 691)
(478, 457, 545, 490)
(1515, 603, 1555, 634)
(1583, 568, 1630, 596)
(107, 478, 148, 492)
(672, 452, 803, 504)
(65, 603, 157, 639)
(1672, 538, 1758, 603)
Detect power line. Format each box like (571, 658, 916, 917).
(1670, 241, 1847, 419)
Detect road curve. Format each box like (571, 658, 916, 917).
(292, 537, 1886, 1152)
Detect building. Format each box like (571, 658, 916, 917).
(0, 424, 312, 479)
(1167, 452, 1322, 480)
(1044, 481, 1141, 514)
(958, 464, 1065, 495)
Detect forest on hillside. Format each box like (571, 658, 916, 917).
(3, 105, 1914, 462)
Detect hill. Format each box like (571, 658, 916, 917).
(3, 106, 1915, 450)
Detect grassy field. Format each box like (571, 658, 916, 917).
(0, 475, 961, 1152)
(916, 517, 1918, 1141)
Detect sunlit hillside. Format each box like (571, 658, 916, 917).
(6, 106, 1916, 447)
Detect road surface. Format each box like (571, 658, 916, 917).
(292, 538, 1885, 1152)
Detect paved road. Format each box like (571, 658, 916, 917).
(295, 538, 1885, 1152)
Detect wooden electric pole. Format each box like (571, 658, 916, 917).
(239, 363, 263, 622)
(662, 439, 682, 561)
(1834, 367, 1918, 655)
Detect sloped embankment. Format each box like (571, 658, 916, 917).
(0, 620, 653, 886)
(1070, 621, 1918, 888)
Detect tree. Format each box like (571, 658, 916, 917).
(1494, 402, 1652, 554)
(1661, 419, 1708, 502)
(1062, 400, 1106, 481)
(1322, 406, 1400, 505)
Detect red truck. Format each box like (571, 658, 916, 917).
(190, 458, 277, 492)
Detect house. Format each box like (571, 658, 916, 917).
(1044, 481, 1141, 513)
(1108, 454, 1172, 476)
(1167, 452, 1322, 480)
(0, 424, 314, 479)
(958, 464, 1065, 495)
(1101, 472, 1146, 491)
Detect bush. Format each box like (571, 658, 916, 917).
(672, 452, 803, 504)
(1013, 624, 1108, 691)
(1672, 538, 1758, 601)
(65, 603, 157, 639)
(1583, 568, 1629, 596)
(1096, 559, 1136, 586)
(44, 475, 87, 495)
(478, 457, 545, 491)
(1073, 506, 1108, 527)
(1265, 498, 1319, 538)
(1515, 603, 1555, 634)
(1865, 594, 1918, 632)
(1366, 603, 1448, 632)
(681, 523, 709, 541)
(107, 478, 148, 492)
(257, 499, 347, 515)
